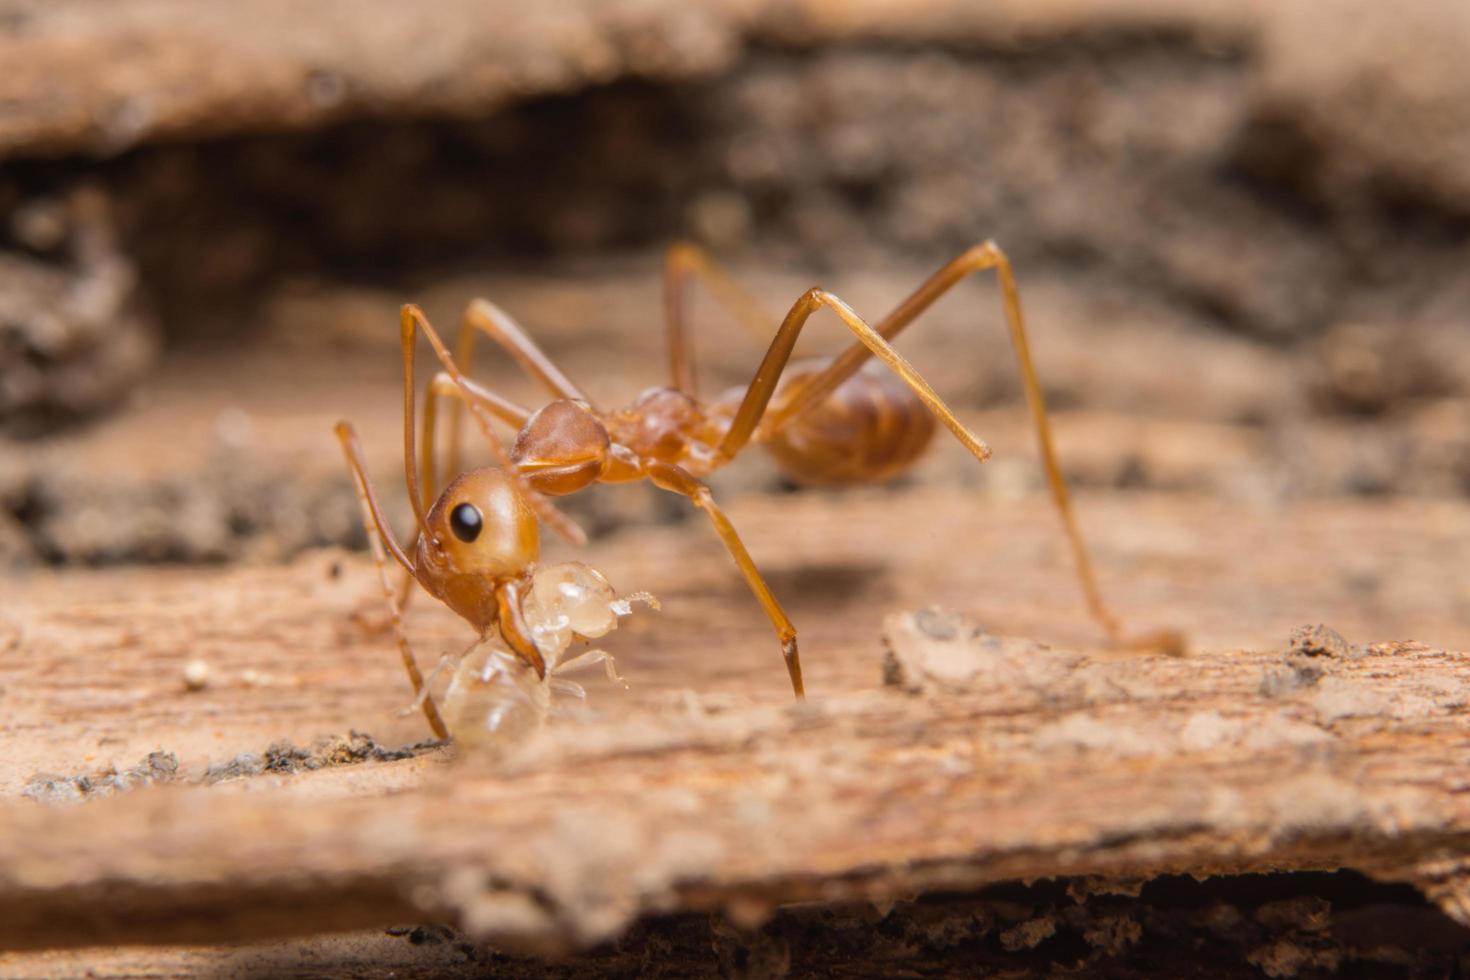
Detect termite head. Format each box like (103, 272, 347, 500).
(509, 399, 610, 496)
(415, 468, 539, 630)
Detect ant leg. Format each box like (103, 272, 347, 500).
(787, 244, 1163, 647)
(424, 372, 533, 499)
(719, 275, 1167, 652)
(664, 242, 776, 397)
(643, 461, 803, 699)
(334, 422, 450, 740)
(720, 289, 992, 464)
(401, 305, 587, 546)
(447, 298, 592, 480)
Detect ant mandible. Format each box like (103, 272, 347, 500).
(336, 241, 1174, 740)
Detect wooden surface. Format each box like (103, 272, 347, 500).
(5, 5, 1470, 969)
(2, 259, 1469, 972)
(3, 483, 1470, 963)
(0, 0, 1251, 159)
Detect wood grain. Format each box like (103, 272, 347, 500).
(3, 486, 1469, 954)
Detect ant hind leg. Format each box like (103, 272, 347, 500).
(716, 255, 1181, 655)
(663, 242, 778, 397)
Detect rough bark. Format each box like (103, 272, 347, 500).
(2, 602, 1469, 954)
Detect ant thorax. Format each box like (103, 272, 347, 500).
(605, 386, 728, 471)
(441, 561, 657, 749)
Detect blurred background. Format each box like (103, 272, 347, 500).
(3, 0, 1470, 677)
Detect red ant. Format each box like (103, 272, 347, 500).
(336, 242, 1177, 740)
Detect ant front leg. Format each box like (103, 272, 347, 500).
(395, 371, 535, 610)
(643, 461, 804, 699)
(334, 422, 450, 740)
(400, 304, 587, 546)
(446, 298, 593, 481)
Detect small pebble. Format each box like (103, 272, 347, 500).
(182, 658, 210, 691)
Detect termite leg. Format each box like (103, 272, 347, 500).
(663, 242, 777, 397)
(644, 461, 803, 699)
(555, 647, 630, 688)
(334, 421, 450, 740)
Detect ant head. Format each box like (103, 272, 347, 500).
(419, 468, 540, 582)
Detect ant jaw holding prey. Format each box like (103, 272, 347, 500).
(440, 561, 657, 750)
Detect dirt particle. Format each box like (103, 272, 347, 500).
(204, 731, 434, 782)
(1262, 625, 1357, 698)
(205, 752, 264, 783)
(1286, 624, 1352, 659)
(23, 750, 180, 804)
(182, 658, 210, 690)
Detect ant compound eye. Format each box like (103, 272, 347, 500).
(449, 503, 483, 543)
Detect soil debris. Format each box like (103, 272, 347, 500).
(22, 750, 179, 805)
(23, 733, 444, 796)
(1263, 623, 1360, 696)
(1285, 623, 1354, 660)
(205, 731, 443, 783)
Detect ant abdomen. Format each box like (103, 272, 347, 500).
(763, 361, 937, 486)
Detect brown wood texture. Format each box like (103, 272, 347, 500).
(1, 257, 1468, 971)
(0, 0, 1253, 160)
(3, 481, 1470, 955)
